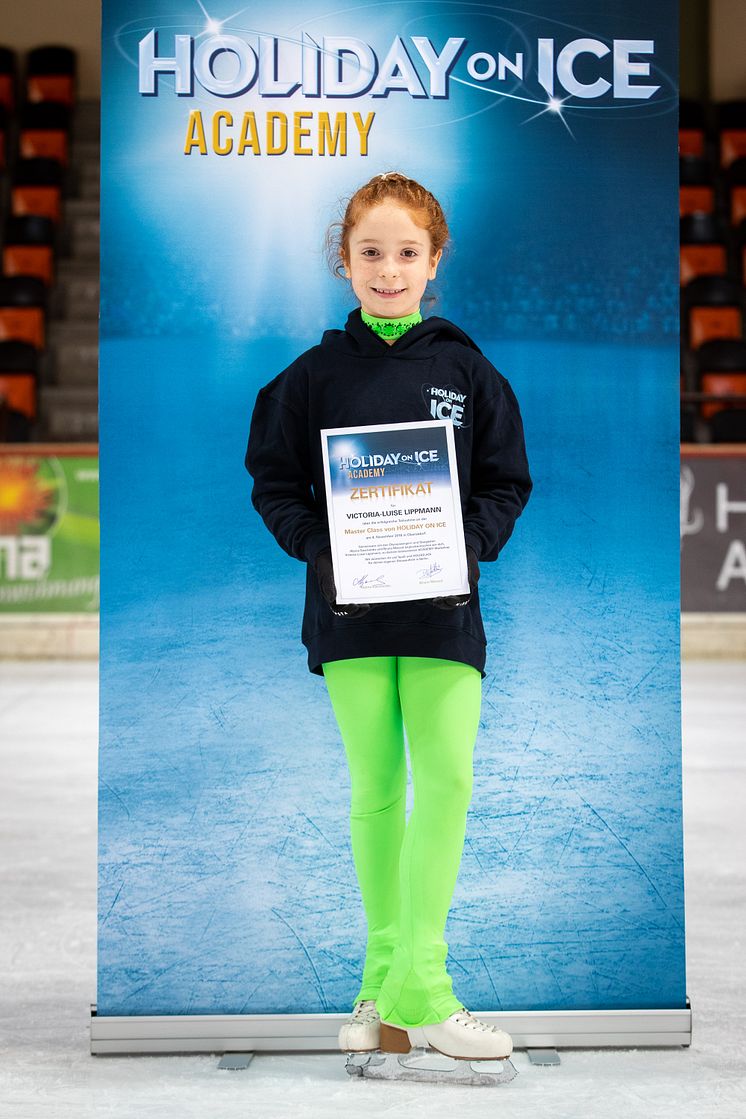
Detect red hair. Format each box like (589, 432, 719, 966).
(325, 172, 450, 301)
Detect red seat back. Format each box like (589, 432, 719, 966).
(700, 371, 746, 419)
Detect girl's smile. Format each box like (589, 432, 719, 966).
(343, 201, 442, 318)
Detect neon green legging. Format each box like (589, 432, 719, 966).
(321, 655, 482, 1028)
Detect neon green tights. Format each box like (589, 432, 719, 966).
(321, 655, 482, 1028)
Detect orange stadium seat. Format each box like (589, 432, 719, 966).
(0, 104, 7, 171)
(11, 158, 64, 223)
(680, 213, 729, 284)
(0, 46, 16, 112)
(680, 155, 715, 217)
(0, 276, 47, 349)
(3, 216, 56, 285)
(25, 45, 76, 107)
(700, 371, 746, 419)
(696, 338, 746, 421)
(682, 275, 744, 349)
(725, 158, 746, 227)
(720, 131, 746, 167)
(716, 100, 746, 168)
(19, 101, 70, 164)
(736, 218, 746, 284)
(0, 340, 39, 419)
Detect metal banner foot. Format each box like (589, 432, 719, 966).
(527, 1048, 561, 1065)
(218, 1052, 255, 1069)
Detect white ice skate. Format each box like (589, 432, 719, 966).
(345, 1005, 518, 1086)
(338, 999, 380, 1052)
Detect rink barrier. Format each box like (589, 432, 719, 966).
(0, 612, 98, 657)
(681, 613, 746, 657)
(3, 614, 743, 659)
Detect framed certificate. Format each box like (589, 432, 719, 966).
(320, 419, 470, 605)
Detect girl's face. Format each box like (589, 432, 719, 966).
(342, 201, 442, 319)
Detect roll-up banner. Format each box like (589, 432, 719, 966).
(97, 0, 684, 1039)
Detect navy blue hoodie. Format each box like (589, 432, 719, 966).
(245, 307, 532, 679)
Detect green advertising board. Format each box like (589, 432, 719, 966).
(0, 449, 99, 613)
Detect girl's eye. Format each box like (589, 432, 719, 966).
(359, 248, 418, 258)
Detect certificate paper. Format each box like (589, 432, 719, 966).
(320, 419, 469, 605)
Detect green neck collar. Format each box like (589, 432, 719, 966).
(360, 307, 423, 339)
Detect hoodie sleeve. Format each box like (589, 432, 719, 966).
(462, 377, 532, 563)
(245, 386, 331, 566)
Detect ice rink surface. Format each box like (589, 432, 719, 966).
(0, 659, 744, 1118)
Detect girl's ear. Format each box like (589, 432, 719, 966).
(341, 250, 351, 278)
(429, 248, 443, 280)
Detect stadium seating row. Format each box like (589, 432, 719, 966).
(0, 45, 78, 436)
(680, 100, 746, 440)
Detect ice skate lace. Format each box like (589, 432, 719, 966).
(451, 1006, 503, 1033)
(352, 999, 380, 1023)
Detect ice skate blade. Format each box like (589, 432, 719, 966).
(345, 1047, 518, 1086)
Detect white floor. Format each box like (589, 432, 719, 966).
(0, 659, 744, 1119)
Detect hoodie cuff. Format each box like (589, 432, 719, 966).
(463, 530, 484, 561)
(302, 527, 332, 567)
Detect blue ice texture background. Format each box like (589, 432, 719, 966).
(97, 0, 685, 1015)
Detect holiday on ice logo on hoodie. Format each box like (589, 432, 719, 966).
(421, 382, 470, 428)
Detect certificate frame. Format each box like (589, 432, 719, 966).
(319, 419, 469, 605)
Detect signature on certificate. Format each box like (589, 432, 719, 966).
(353, 573, 390, 588)
(418, 561, 442, 580)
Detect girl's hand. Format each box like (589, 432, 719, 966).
(431, 546, 480, 610)
(313, 547, 372, 617)
(314, 545, 480, 614)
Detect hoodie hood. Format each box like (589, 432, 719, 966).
(320, 307, 484, 359)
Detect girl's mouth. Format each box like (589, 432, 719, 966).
(372, 287, 406, 297)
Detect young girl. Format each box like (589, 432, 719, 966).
(245, 172, 532, 1062)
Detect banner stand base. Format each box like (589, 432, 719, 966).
(217, 1052, 255, 1070)
(527, 1048, 561, 1065)
(89, 998, 692, 1055)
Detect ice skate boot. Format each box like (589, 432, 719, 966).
(345, 1006, 518, 1086)
(338, 999, 380, 1052)
(381, 1005, 513, 1059)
